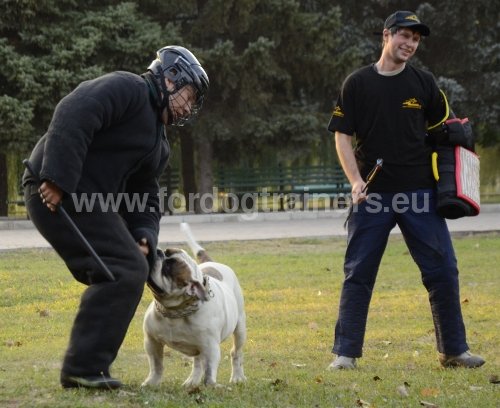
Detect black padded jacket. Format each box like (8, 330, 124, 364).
(23, 71, 169, 267)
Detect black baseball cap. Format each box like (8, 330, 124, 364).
(375, 10, 430, 36)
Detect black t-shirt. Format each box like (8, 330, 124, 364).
(328, 64, 445, 192)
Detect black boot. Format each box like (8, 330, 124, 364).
(60, 372, 123, 390)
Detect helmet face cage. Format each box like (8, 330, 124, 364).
(148, 46, 209, 126)
(168, 84, 203, 126)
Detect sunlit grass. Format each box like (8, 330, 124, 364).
(1, 234, 498, 407)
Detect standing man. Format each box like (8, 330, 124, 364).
(22, 46, 209, 388)
(327, 11, 484, 370)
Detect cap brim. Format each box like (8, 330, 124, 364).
(397, 22, 430, 36)
(374, 23, 431, 36)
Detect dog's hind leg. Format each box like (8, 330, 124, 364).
(230, 316, 247, 383)
(142, 336, 165, 386)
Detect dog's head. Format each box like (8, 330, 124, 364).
(148, 248, 209, 302)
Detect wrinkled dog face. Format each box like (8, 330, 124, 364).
(149, 248, 208, 302)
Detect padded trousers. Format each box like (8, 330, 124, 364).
(25, 186, 149, 377)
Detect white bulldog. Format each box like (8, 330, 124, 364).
(142, 223, 246, 388)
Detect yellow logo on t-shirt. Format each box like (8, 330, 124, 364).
(402, 98, 422, 109)
(332, 106, 344, 117)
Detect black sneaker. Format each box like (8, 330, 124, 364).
(60, 372, 123, 390)
(438, 351, 485, 368)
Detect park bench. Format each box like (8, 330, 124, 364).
(214, 164, 351, 211)
(158, 165, 182, 214)
(4, 180, 27, 217)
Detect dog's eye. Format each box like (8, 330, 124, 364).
(176, 279, 189, 287)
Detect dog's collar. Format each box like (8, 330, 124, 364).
(153, 276, 212, 319)
(154, 296, 200, 319)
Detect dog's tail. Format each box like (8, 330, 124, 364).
(180, 222, 213, 263)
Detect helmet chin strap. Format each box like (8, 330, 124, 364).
(164, 104, 174, 125)
(154, 66, 175, 124)
(157, 67, 170, 113)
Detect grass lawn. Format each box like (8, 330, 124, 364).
(0, 233, 499, 407)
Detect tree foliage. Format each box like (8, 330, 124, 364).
(163, 0, 362, 167)
(0, 0, 171, 151)
(0, 0, 498, 211)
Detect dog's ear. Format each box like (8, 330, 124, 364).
(187, 281, 208, 302)
(164, 248, 183, 257)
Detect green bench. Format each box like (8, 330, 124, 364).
(7, 167, 182, 215)
(7, 165, 349, 214)
(215, 165, 351, 211)
(158, 165, 182, 214)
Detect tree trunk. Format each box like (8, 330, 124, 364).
(196, 137, 214, 214)
(0, 153, 8, 216)
(180, 132, 198, 213)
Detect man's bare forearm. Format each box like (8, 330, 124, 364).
(335, 131, 366, 202)
(335, 132, 363, 185)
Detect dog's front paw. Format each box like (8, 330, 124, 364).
(230, 373, 247, 383)
(182, 378, 202, 389)
(141, 376, 162, 387)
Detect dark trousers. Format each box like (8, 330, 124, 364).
(25, 186, 149, 377)
(333, 189, 469, 358)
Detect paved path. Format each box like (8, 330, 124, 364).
(1, 204, 499, 251)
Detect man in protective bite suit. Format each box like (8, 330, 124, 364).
(22, 46, 209, 389)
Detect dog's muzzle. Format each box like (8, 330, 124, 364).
(147, 278, 165, 298)
(153, 275, 212, 319)
(147, 249, 167, 297)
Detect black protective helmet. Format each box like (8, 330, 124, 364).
(148, 46, 209, 125)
